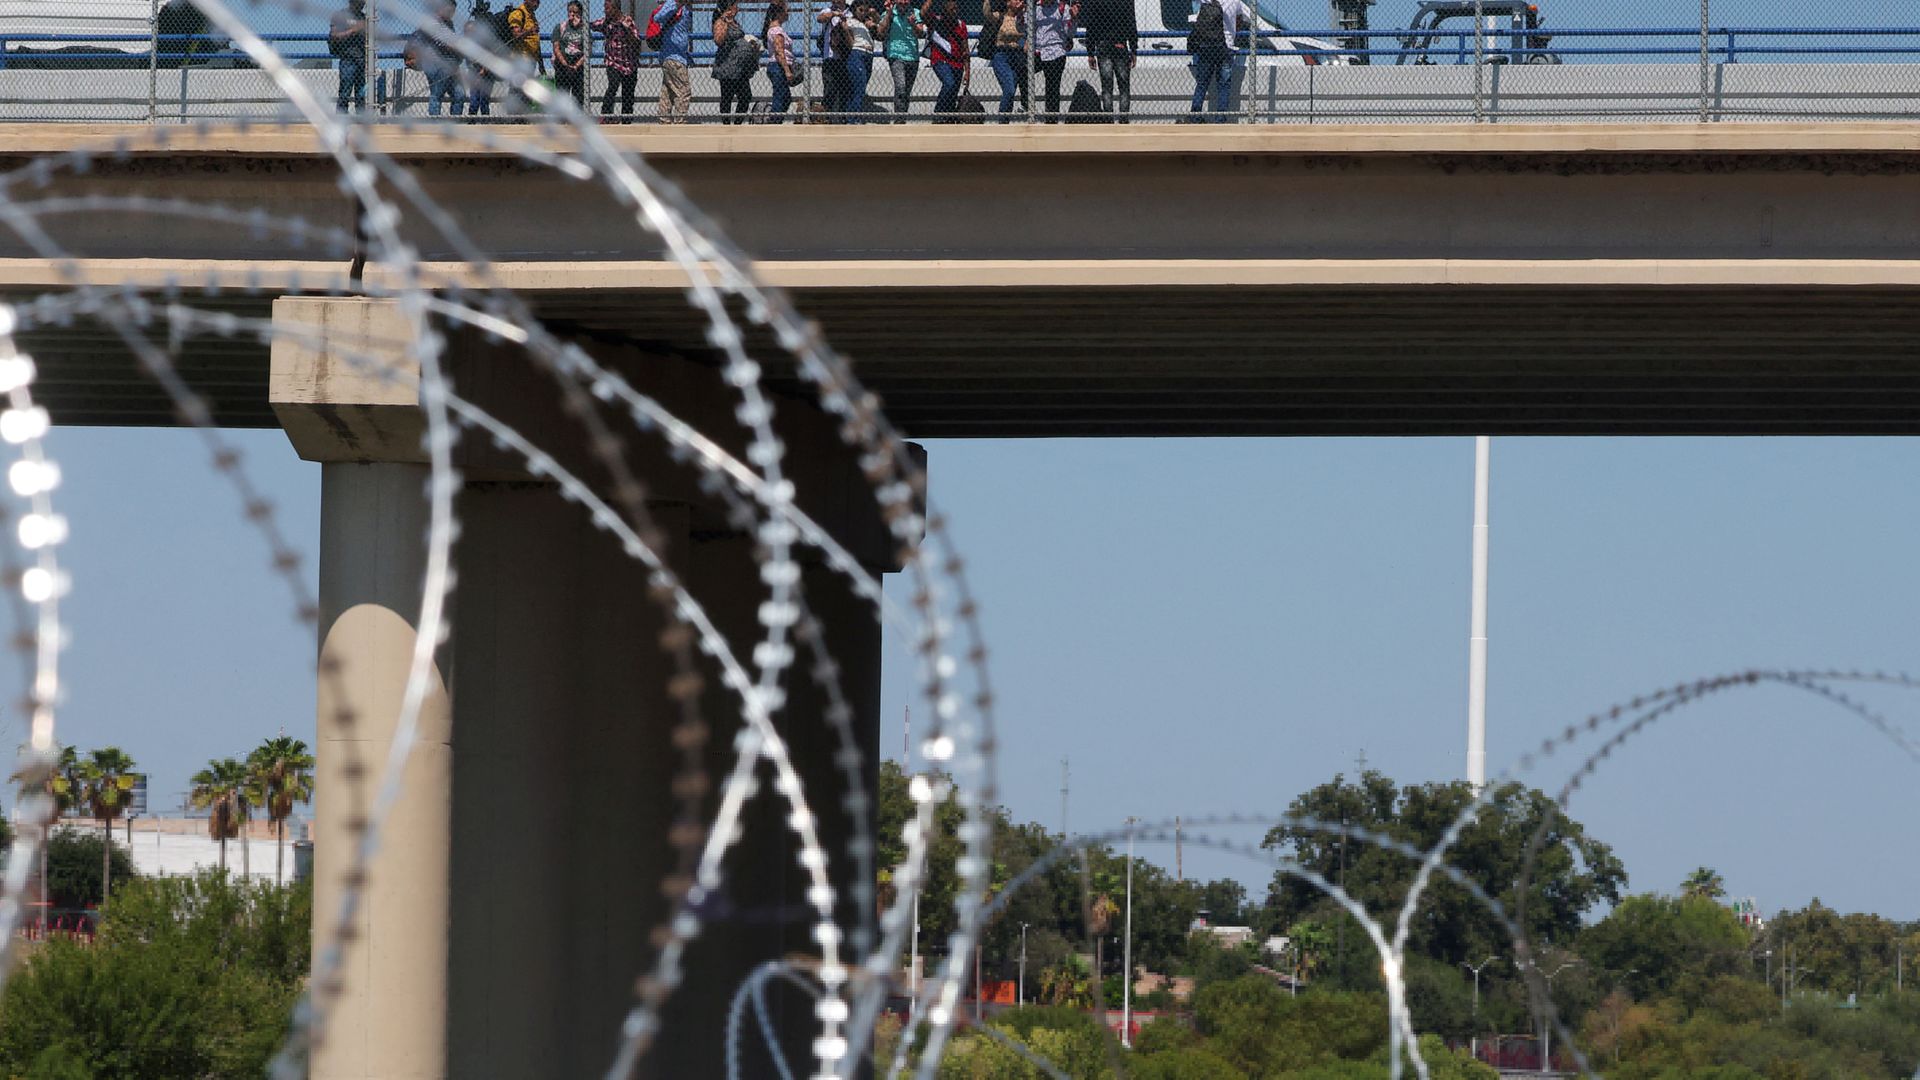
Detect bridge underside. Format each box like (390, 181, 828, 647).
(18, 281, 1920, 435)
(4, 124, 1920, 435)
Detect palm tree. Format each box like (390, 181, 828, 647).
(12, 745, 79, 931)
(1089, 891, 1120, 994)
(75, 747, 137, 905)
(1682, 866, 1726, 901)
(189, 758, 247, 872)
(247, 736, 315, 885)
(1287, 919, 1334, 984)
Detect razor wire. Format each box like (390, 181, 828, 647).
(0, 7, 1913, 1080)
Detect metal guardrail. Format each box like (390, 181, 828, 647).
(0, 22, 1916, 123)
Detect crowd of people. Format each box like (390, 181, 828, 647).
(333, 0, 1258, 123)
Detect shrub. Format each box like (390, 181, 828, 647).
(0, 870, 309, 1079)
(44, 828, 137, 911)
(1132, 1046, 1244, 1080)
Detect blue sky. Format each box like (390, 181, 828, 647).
(35, 428, 1920, 922)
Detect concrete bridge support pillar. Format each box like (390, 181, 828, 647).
(274, 297, 898, 1079)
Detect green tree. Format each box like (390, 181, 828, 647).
(1262, 771, 1626, 978)
(0, 871, 310, 1078)
(14, 745, 82, 929)
(1288, 919, 1335, 984)
(247, 736, 315, 885)
(189, 758, 249, 873)
(1192, 975, 1389, 1074)
(1682, 867, 1728, 902)
(43, 828, 135, 912)
(1762, 901, 1909, 999)
(1192, 878, 1247, 927)
(73, 748, 137, 907)
(1580, 894, 1749, 1004)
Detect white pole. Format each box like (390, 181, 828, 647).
(1018, 923, 1028, 1005)
(906, 705, 919, 1005)
(1121, 816, 1135, 1048)
(1467, 435, 1491, 792)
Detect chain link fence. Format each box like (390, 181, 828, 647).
(0, 0, 1914, 121)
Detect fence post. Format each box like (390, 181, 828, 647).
(1697, 0, 1710, 121)
(1471, 0, 1483, 122)
(1024, 0, 1035, 121)
(1241, 2, 1257, 123)
(366, 0, 379, 117)
(801, 0, 813, 118)
(147, 0, 159, 123)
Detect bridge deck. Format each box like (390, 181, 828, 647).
(3, 123, 1918, 435)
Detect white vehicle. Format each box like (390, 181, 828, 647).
(1125, 0, 1356, 66)
(0, 0, 155, 63)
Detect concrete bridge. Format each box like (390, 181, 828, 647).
(6, 121, 1919, 1077)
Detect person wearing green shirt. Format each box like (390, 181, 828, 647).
(877, 0, 925, 121)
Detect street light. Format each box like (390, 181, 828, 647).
(1528, 960, 1583, 1077)
(1122, 816, 1136, 1049)
(1018, 923, 1030, 1006)
(1461, 956, 1500, 1059)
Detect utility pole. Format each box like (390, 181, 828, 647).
(1018, 923, 1029, 1006)
(1059, 758, 1070, 839)
(1336, 815, 1348, 981)
(1122, 817, 1136, 1048)
(1467, 434, 1492, 792)
(974, 943, 983, 1023)
(1175, 816, 1183, 883)
(906, 706, 919, 1006)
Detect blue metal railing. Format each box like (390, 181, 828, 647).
(4, 25, 1920, 67)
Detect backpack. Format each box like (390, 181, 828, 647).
(714, 30, 761, 81)
(645, 1, 679, 50)
(1189, 0, 1227, 56)
(1066, 78, 1109, 122)
(484, 6, 515, 48)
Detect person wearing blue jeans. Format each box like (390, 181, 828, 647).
(982, 0, 1027, 121)
(329, 0, 368, 113)
(817, 0, 853, 119)
(925, 0, 968, 118)
(1188, 49, 1230, 119)
(844, 3, 877, 123)
(765, 0, 795, 121)
(406, 0, 464, 116)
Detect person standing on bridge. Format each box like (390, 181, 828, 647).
(878, 0, 924, 121)
(979, 0, 1029, 122)
(505, 0, 546, 114)
(923, 0, 970, 119)
(1080, 0, 1133, 120)
(1032, 0, 1075, 121)
(404, 0, 464, 116)
(710, 0, 758, 123)
(763, 0, 797, 122)
(1185, 0, 1239, 122)
(552, 1, 592, 110)
(591, 0, 642, 120)
(461, 15, 499, 117)
(844, 0, 880, 122)
(815, 0, 853, 121)
(649, 0, 693, 122)
(327, 0, 369, 114)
